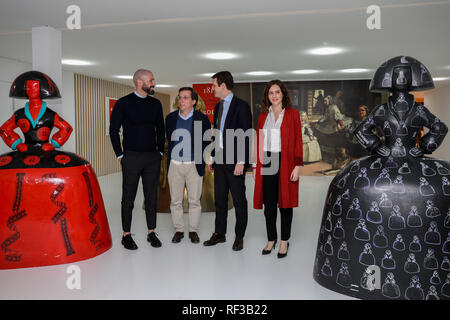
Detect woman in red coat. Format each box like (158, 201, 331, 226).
(253, 80, 303, 258)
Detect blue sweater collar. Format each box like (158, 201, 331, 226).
(178, 108, 194, 120)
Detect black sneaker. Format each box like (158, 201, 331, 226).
(121, 234, 138, 250)
(147, 232, 162, 248)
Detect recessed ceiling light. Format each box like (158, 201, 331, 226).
(433, 77, 450, 81)
(62, 59, 92, 66)
(114, 75, 133, 79)
(245, 71, 274, 76)
(291, 69, 320, 74)
(339, 68, 370, 73)
(308, 47, 343, 55)
(200, 73, 215, 77)
(156, 84, 174, 88)
(203, 52, 238, 60)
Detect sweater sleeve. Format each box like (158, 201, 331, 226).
(156, 101, 165, 154)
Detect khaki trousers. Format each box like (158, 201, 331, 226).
(167, 161, 203, 232)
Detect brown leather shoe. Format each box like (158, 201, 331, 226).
(189, 232, 200, 244)
(232, 237, 244, 251)
(203, 232, 226, 246)
(171, 232, 184, 243)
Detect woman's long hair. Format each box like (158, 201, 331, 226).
(261, 80, 293, 113)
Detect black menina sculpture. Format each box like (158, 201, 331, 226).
(313, 56, 450, 300)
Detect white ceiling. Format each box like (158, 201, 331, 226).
(1, 0, 450, 95)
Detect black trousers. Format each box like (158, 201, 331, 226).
(262, 152, 293, 241)
(214, 163, 248, 238)
(121, 151, 161, 233)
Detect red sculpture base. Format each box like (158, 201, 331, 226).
(0, 164, 112, 269)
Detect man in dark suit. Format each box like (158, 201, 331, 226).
(203, 71, 253, 251)
(165, 87, 211, 244)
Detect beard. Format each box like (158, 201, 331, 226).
(142, 85, 155, 95)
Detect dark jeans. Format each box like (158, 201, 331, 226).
(262, 152, 293, 241)
(214, 163, 248, 238)
(121, 151, 161, 233)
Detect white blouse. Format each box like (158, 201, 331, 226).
(263, 106, 285, 152)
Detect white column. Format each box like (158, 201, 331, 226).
(32, 26, 75, 152)
(32, 26, 62, 101)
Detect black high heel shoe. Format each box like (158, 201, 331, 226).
(277, 242, 289, 259)
(262, 240, 277, 255)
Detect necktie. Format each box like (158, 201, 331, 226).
(216, 100, 224, 130)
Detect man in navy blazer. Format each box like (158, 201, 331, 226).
(204, 71, 253, 251)
(166, 87, 211, 244)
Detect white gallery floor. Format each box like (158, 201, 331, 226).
(0, 173, 353, 300)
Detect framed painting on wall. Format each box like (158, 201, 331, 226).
(251, 79, 381, 175)
(105, 97, 119, 136)
(193, 83, 220, 123)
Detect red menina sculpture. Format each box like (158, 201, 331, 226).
(0, 71, 112, 269)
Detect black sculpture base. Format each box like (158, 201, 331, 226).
(313, 155, 450, 300)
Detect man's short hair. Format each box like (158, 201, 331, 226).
(211, 71, 234, 90)
(178, 87, 198, 107)
(133, 69, 152, 86)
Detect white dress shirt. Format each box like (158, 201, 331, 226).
(211, 93, 239, 165)
(263, 106, 285, 152)
(218, 93, 233, 149)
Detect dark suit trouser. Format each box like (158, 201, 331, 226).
(121, 151, 161, 233)
(262, 152, 293, 241)
(214, 163, 248, 238)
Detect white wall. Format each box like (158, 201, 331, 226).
(0, 56, 76, 154)
(424, 84, 450, 162)
(0, 57, 30, 154)
(169, 92, 178, 113)
(61, 70, 75, 152)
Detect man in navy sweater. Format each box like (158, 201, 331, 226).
(109, 69, 165, 250)
(165, 87, 211, 244)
